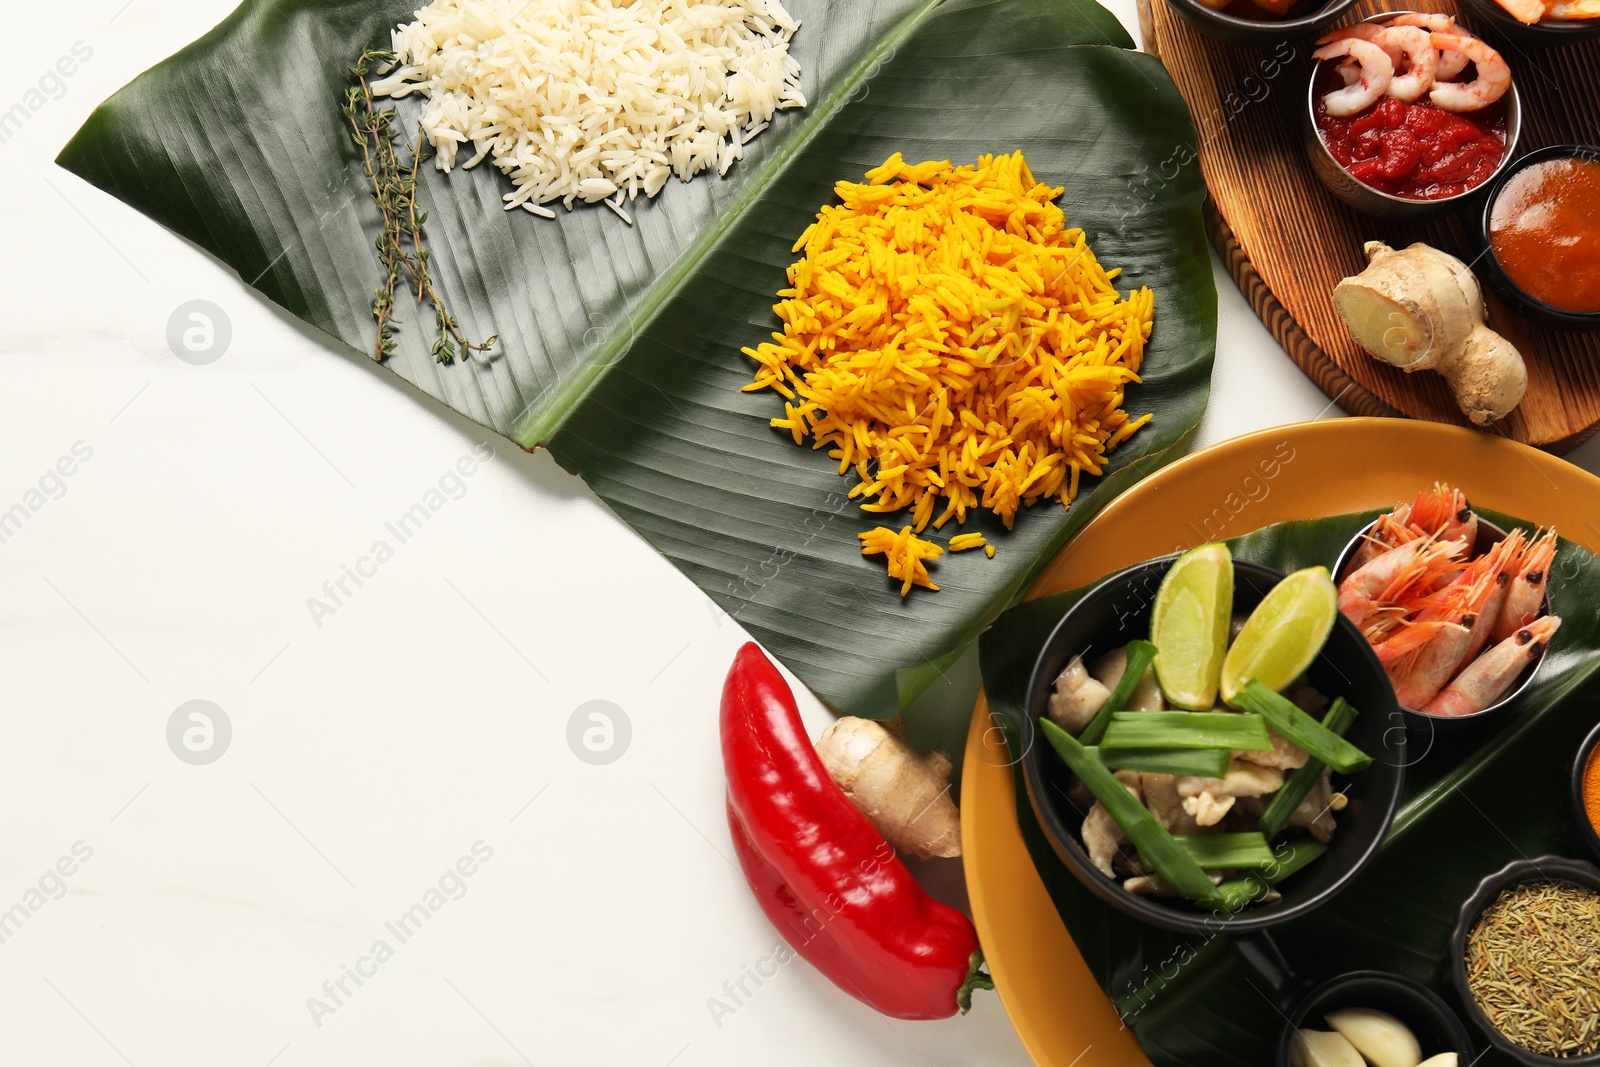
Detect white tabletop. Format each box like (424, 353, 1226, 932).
(4, 3, 1598, 1065)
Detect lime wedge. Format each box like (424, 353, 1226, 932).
(1220, 566, 1339, 707)
(1149, 544, 1233, 710)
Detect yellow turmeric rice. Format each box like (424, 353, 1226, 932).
(743, 151, 1155, 593)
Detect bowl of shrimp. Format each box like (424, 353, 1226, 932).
(1333, 483, 1561, 726)
(1304, 12, 1522, 219)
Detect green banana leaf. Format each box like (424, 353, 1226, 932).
(980, 508, 1600, 1067)
(58, 0, 1216, 717)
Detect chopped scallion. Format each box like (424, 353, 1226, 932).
(1232, 681, 1371, 773)
(1078, 639, 1158, 746)
(1094, 745, 1230, 778)
(1259, 697, 1358, 839)
(1100, 711, 1272, 752)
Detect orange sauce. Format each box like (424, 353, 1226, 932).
(1489, 156, 1600, 314)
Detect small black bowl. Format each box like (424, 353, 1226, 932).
(1458, 0, 1600, 48)
(1163, 0, 1359, 46)
(1020, 556, 1405, 934)
(1332, 515, 1551, 729)
(1472, 143, 1600, 332)
(1569, 721, 1600, 863)
(1233, 931, 1477, 1065)
(1449, 856, 1600, 1065)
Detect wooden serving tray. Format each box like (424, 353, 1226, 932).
(1137, 0, 1600, 452)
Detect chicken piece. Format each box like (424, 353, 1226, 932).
(1048, 655, 1111, 734)
(1090, 647, 1165, 711)
(1177, 759, 1285, 827)
(1140, 772, 1206, 834)
(1236, 730, 1310, 772)
(1289, 680, 1329, 715)
(1082, 771, 1142, 877)
(1285, 766, 1341, 843)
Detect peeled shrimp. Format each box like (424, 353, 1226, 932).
(1382, 26, 1438, 102)
(1492, 528, 1556, 643)
(1496, 0, 1549, 23)
(1314, 38, 1395, 117)
(1389, 14, 1471, 79)
(1429, 33, 1511, 112)
(1423, 616, 1561, 716)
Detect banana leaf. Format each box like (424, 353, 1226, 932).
(57, 0, 1216, 717)
(979, 508, 1600, 1066)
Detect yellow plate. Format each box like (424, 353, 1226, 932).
(961, 418, 1600, 1067)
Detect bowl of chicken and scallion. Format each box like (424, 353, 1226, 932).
(1020, 545, 1405, 932)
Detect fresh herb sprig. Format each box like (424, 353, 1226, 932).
(342, 49, 496, 365)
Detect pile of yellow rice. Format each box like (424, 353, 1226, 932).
(743, 151, 1155, 594)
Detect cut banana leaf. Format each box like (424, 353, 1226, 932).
(980, 508, 1600, 1067)
(58, 0, 1216, 717)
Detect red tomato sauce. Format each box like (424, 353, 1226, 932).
(1490, 156, 1600, 314)
(1313, 67, 1508, 201)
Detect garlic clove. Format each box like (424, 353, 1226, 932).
(1291, 1029, 1366, 1067)
(1324, 1008, 1423, 1067)
(1416, 1056, 1458, 1067)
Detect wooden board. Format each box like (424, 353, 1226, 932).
(1138, 0, 1600, 452)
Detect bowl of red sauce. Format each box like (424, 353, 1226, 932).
(1303, 12, 1521, 219)
(1476, 145, 1600, 332)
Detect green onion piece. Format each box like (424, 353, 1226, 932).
(1100, 711, 1272, 752)
(1214, 839, 1328, 912)
(1259, 698, 1358, 839)
(1079, 639, 1158, 746)
(1173, 832, 1277, 869)
(1095, 745, 1230, 778)
(1039, 718, 1223, 907)
(1232, 680, 1372, 773)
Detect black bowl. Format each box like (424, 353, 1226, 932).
(1571, 721, 1600, 863)
(1448, 856, 1600, 1065)
(1332, 515, 1551, 729)
(1163, 0, 1359, 46)
(1458, 0, 1600, 48)
(1472, 143, 1600, 332)
(1020, 556, 1406, 934)
(1275, 971, 1477, 1065)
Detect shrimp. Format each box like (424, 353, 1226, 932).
(1339, 536, 1467, 637)
(1389, 14, 1471, 79)
(1347, 512, 1425, 574)
(1423, 616, 1561, 717)
(1390, 621, 1473, 709)
(1381, 26, 1438, 102)
(1401, 482, 1478, 547)
(1313, 38, 1395, 117)
(1492, 528, 1557, 643)
(1494, 0, 1549, 23)
(1429, 33, 1511, 112)
(1459, 530, 1526, 663)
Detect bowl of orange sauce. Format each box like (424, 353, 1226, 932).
(1478, 144, 1600, 331)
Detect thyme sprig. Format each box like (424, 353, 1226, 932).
(342, 49, 496, 365)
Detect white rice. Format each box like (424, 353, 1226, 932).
(371, 0, 807, 217)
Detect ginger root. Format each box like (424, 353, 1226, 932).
(816, 717, 962, 860)
(1333, 241, 1527, 427)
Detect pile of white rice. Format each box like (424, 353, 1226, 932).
(371, 0, 806, 222)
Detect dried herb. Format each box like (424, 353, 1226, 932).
(341, 49, 496, 365)
(1465, 880, 1600, 1058)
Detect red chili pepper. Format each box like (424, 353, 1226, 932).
(721, 642, 990, 1020)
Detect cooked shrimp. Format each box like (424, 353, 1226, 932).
(1402, 482, 1478, 547)
(1389, 14, 1472, 79)
(1495, 0, 1549, 23)
(1429, 33, 1511, 112)
(1492, 528, 1556, 643)
(1460, 530, 1525, 663)
(1390, 621, 1473, 709)
(1347, 512, 1424, 574)
(1423, 616, 1561, 716)
(1382, 26, 1438, 102)
(1314, 38, 1395, 117)
(1339, 536, 1467, 636)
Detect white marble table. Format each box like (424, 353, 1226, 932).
(3, 3, 1597, 1065)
